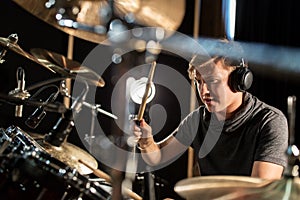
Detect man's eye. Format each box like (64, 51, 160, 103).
(206, 79, 219, 84)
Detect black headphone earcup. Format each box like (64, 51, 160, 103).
(229, 67, 253, 92)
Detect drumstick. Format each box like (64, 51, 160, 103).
(78, 159, 143, 200)
(136, 61, 157, 122)
(79, 159, 112, 183)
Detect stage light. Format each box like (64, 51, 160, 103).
(129, 77, 156, 104)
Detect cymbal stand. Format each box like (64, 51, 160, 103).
(60, 80, 117, 119)
(44, 80, 89, 147)
(284, 96, 299, 178)
(86, 104, 97, 153)
(59, 79, 117, 153)
(61, 79, 116, 153)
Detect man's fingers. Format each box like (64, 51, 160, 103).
(133, 130, 142, 137)
(134, 126, 141, 131)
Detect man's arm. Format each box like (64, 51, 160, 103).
(252, 109, 288, 180)
(251, 161, 284, 180)
(134, 119, 187, 166)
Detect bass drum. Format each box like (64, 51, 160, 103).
(0, 125, 111, 200)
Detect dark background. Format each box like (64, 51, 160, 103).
(1, 0, 300, 199)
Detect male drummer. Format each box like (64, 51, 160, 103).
(132, 50, 288, 180)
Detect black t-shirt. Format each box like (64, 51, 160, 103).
(175, 92, 288, 176)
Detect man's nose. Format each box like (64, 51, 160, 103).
(200, 83, 210, 95)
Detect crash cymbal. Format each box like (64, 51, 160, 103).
(35, 138, 98, 175)
(114, 0, 185, 31)
(12, 0, 108, 44)
(174, 176, 272, 200)
(30, 48, 105, 87)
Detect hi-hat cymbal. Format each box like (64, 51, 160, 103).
(0, 36, 53, 71)
(174, 176, 271, 200)
(35, 138, 98, 175)
(30, 48, 105, 87)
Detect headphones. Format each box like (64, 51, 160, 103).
(228, 58, 253, 92)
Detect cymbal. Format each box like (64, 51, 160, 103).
(35, 138, 98, 175)
(249, 176, 300, 200)
(114, 0, 185, 31)
(30, 48, 105, 87)
(174, 176, 271, 200)
(13, 0, 185, 44)
(12, 0, 108, 44)
(0, 36, 53, 70)
(216, 177, 300, 200)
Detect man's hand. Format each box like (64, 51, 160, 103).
(132, 119, 154, 149)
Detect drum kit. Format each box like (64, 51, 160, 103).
(1, 0, 299, 200)
(0, 0, 185, 199)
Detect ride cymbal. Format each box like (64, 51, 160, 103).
(174, 175, 271, 200)
(30, 48, 105, 87)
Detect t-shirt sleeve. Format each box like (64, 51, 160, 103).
(173, 108, 201, 147)
(255, 109, 289, 168)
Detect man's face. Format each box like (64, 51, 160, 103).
(195, 60, 236, 114)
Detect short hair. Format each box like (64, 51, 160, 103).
(188, 56, 238, 80)
(187, 39, 245, 80)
